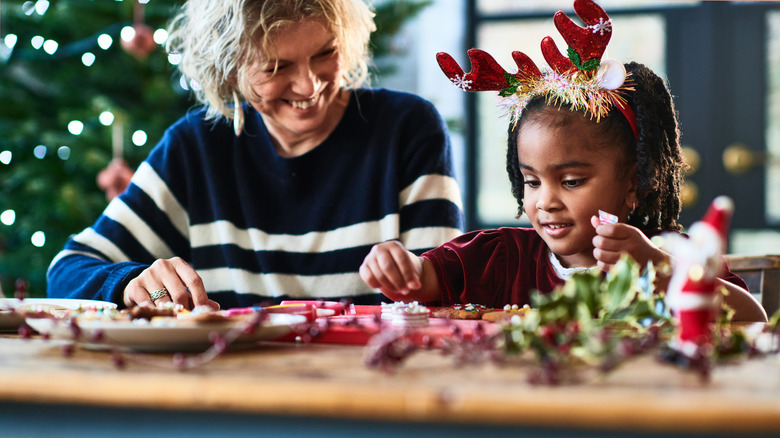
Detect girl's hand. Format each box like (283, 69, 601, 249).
(359, 240, 424, 301)
(123, 257, 219, 310)
(591, 215, 668, 272)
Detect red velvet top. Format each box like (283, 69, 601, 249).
(421, 227, 747, 307)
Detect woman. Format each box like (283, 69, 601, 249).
(47, 0, 463, 309)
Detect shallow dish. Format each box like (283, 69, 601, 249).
(0, 298, 117, 332)
(25, 312, 307, 352)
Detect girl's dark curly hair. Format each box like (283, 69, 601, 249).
(506, 62, 687, 230)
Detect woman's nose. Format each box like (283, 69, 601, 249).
(291, 65, 320, 97)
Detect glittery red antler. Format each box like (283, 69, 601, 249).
(541, 0, 612, 73)
(436, 48, 541, 93)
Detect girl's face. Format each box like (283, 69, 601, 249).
(516, 110, 636, 268)
(246, 19, 345, 151)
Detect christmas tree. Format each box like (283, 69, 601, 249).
(0, 0, 429, 297)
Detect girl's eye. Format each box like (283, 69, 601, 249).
(562, 179, 585, 188)
(523, 180, 540, 189)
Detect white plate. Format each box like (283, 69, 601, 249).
(0, 298, 117, 332)
(25, 313, 307, 352)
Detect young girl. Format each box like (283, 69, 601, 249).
(359, 0, 766, 322)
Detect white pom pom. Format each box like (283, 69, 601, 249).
(596, 58, 626, 90)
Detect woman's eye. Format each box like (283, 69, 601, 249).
(318, 47, 337, 58)
(523, 180, 540, 189)
(263, 64, 281, 74)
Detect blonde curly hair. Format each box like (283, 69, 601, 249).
(166, 0, 376, 122)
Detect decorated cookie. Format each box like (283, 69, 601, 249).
(431, 303, 492, 320)
(481, 304, 531, 322)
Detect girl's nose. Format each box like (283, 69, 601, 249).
(536, 187, 562, 212)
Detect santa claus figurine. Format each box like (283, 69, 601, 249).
(663, 196, 734, 358)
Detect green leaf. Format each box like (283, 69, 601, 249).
(566, 47, 601, 71)
(581, 58, 601, 71)
(567, 47, 582, 67)
(603, 255, 640, 315)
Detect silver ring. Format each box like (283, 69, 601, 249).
(149, 288, 170, 301)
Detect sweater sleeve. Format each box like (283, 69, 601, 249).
(394, 94, 464, 253)
(422, 229, 511, 306)
(46, 124, 192, 305)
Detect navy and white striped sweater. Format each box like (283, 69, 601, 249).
(47, 89, 464, 308)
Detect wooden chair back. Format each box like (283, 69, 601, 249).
(724, 254, 780, 316)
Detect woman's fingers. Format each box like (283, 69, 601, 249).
(124, 278, 154, 308)
(167, 257, 213, 308)
(123, 257, 213, 310)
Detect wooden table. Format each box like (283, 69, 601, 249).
(0, 332, 778, 437)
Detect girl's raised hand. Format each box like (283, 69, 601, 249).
(359, 240, 423, 301)
(591, 215, 668, 272)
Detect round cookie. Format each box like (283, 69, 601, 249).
(481, 304, 531, 322)
(431, 303, 492, 320)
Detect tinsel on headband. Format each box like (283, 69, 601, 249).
(436, 0, 638, 138)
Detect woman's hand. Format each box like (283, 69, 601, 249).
(591, 216, 669, 272)
(123, 257, 219, 310)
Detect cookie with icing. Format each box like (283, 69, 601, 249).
(481, 304, 531, 322)
(431, 303, 492, 320)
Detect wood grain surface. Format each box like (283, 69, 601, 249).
(1, 333, 779, 434)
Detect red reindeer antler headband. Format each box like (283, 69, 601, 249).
(437, 0, 638, 139)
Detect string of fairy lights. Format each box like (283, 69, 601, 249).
(0, 0, 195, 249)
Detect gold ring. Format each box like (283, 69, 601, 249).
(149, 288, 170, 301)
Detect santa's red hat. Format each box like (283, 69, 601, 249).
(699, 196, 734, 242)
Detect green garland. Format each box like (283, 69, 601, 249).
(364, 255, 780, 384)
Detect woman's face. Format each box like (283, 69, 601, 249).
(516, 110, 635, 268)
(246, 19, 345, 151)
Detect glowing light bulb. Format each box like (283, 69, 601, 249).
(97, 34, 113, 50)
(132, 130, 148, 146)
(68, 120, 84, 135)
(153, 29, 168, 45)
(43, 39, 58, 55)
(4, 34, 18, 49)
(35, 0, 50, 15)
(0, 210, 15, 226)
(33, 145, 47, 159)
(82, 52, 96, 67)
(120, 26, 136, 42)
(22, 1, 35, 16)
(57, 146, 71, 160)
(168, 52, 182, 65)
(31, 231, 46, 247)
(99, 111, 114, 126)
(31, 35, 44, 49)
